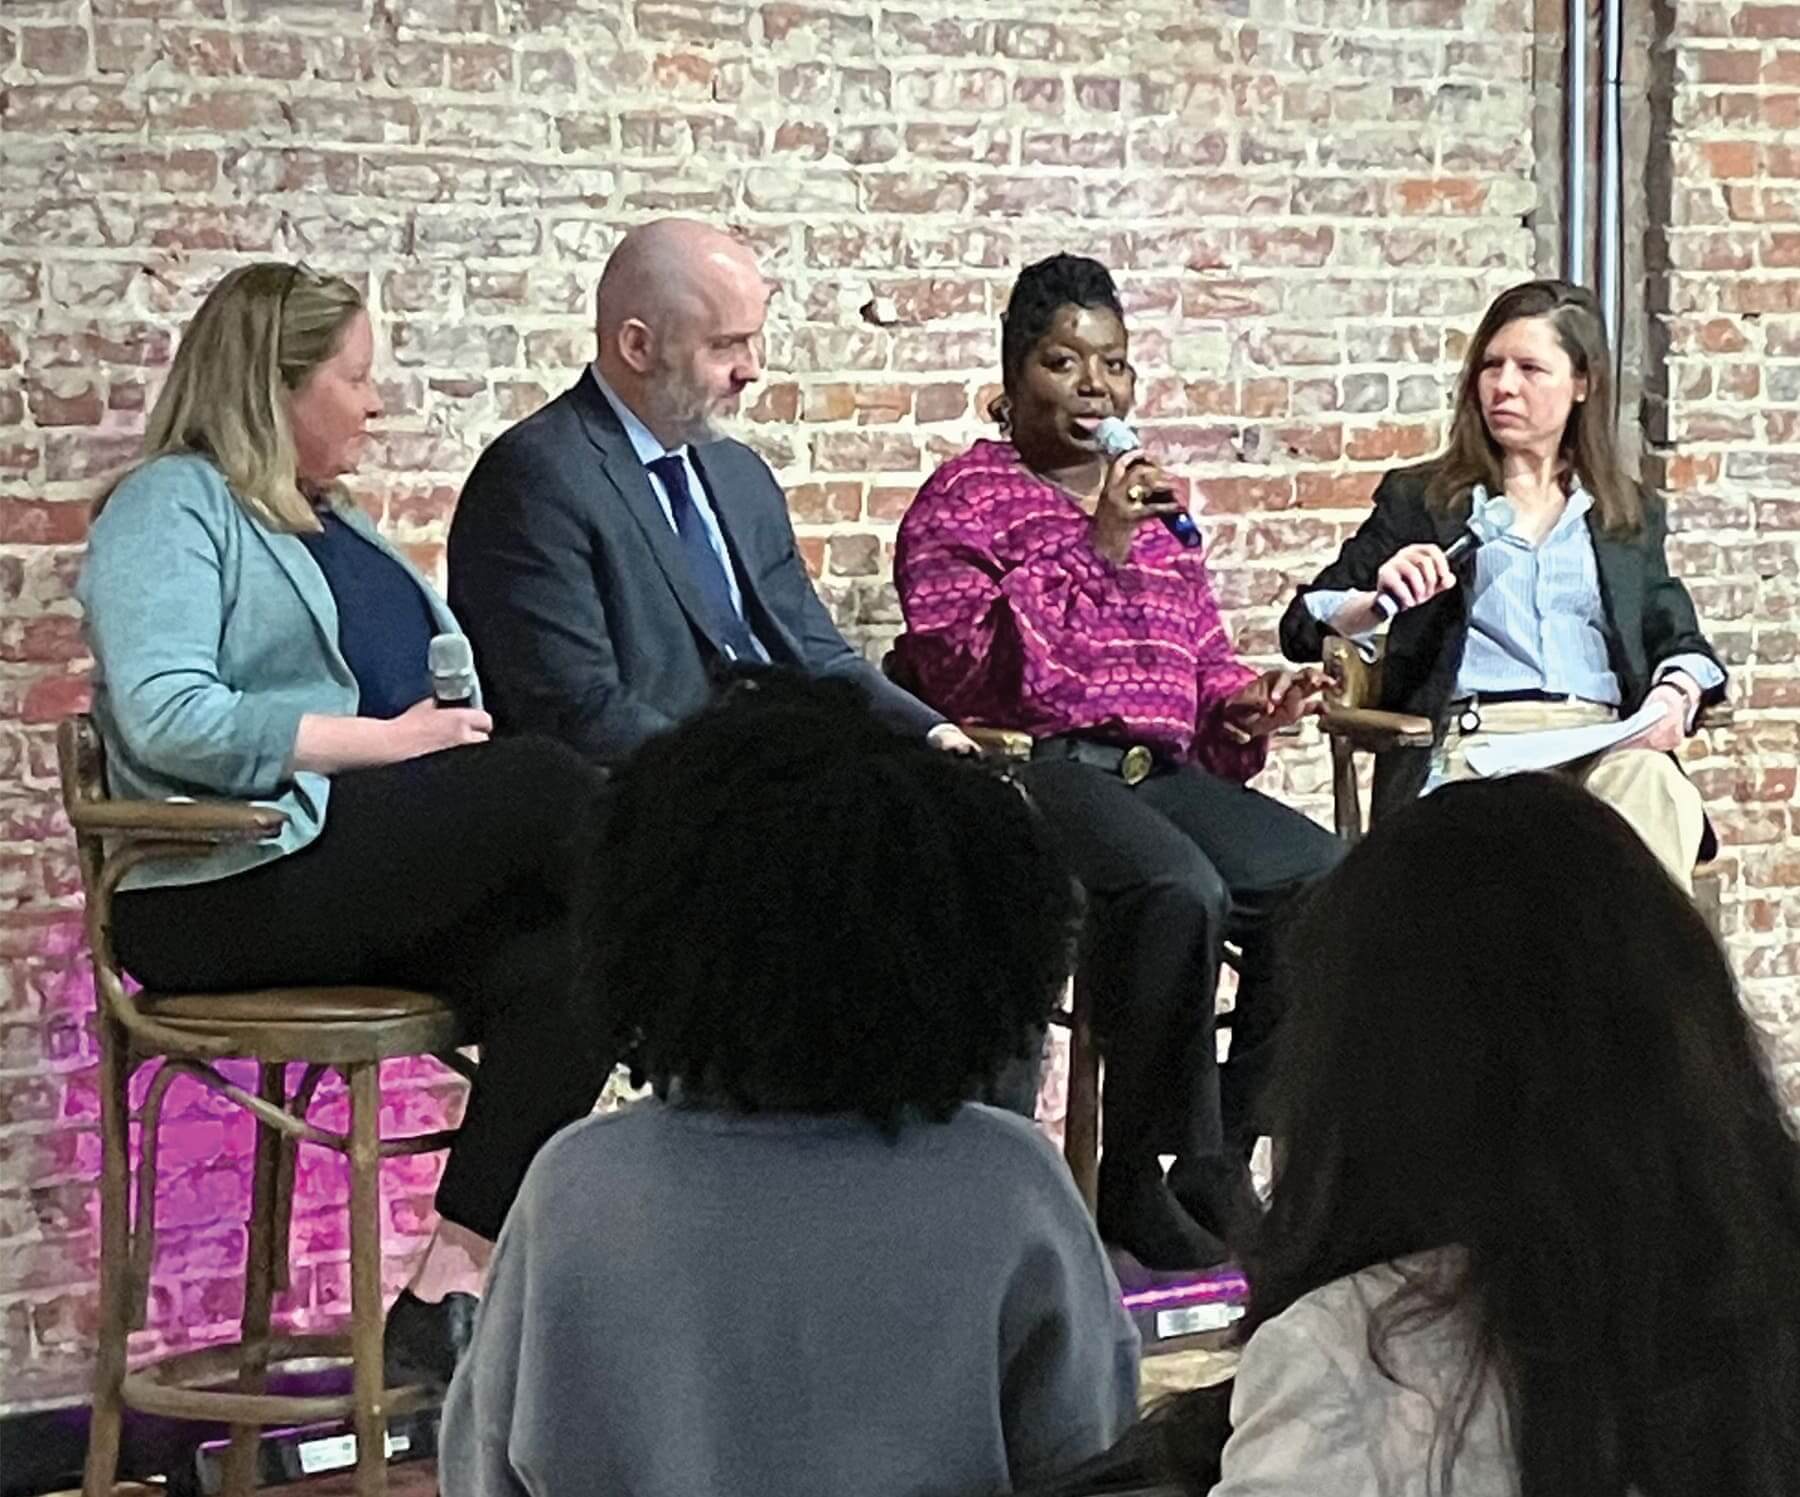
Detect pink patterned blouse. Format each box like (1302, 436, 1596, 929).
(893, 440, 1265, 781)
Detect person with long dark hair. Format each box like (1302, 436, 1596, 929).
(1034, 773, 1800, 1495)
(893, 253, 1342, 1272)
(1282, 279, 1726, 892)
(440, 673, 1140, 1497)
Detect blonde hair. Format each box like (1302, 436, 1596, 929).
(108, 262, 365, 533)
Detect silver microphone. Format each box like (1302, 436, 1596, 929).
(429, 632, 478, 707)
(1093, 416, 1202, 548)
(1373, 487, 1516, 622)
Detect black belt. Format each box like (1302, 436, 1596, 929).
(1450, 689, 1578, 707)
(1449, 690, 1608, 734)
(1031, 735, 1161, 786)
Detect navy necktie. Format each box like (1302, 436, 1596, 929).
(646, 454, 761, 662)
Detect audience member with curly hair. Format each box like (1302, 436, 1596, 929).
(440, 671, 1141, 1497)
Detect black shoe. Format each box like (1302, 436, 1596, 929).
(1168, 1154, 1265, 1251)
(382, 1288, 479, 1389)
(1097, 1167, 1230, 1273)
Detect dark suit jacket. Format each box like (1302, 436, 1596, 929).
(448, 371, 944, 764)
(1279, 464, 1727, 837)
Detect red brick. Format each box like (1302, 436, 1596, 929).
(760, 4, 872, 49)
(238, 32, 306, 78)
(2, 84, 144, 132)
(1735, 4, 1800, 38)
(1345, 422, 1439, 461)
(787, 482, 861, 524)
(25, 379, 104, 427)
(446, 41, 512, 91)
(19, 25, 90, 74)
(877, 12, 990, 55)
(811, 432, 920, 473)
(862, 172, 973, 214)
(914, 384, 969, 423)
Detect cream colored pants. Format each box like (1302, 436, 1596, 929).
(1432, 700, 1706, 893)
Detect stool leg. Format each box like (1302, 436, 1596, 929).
(1065, 977, 1100, 1216)
(221, 1064, 285, 1495)
(346, 1061, 388, 1497)
(83, 1027, 131, 1497)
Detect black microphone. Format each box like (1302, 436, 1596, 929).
(429, 632, 477, 708)
(1373, 491, 1515, 621)
(1093, 416, 1202, 548)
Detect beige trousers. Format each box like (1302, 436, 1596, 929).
(1432, 700, 1707, 894)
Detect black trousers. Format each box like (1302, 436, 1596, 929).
(1016, 756, 1342, 1175)
(112, 736, 614, 1242)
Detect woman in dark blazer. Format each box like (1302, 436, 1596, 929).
(1281, 279, 1726, 888)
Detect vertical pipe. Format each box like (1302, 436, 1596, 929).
(1565, 0, 1588, 285)
(1598, 0, 1625, 397)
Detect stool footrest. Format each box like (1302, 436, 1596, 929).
(120, 1334, 440, 1426)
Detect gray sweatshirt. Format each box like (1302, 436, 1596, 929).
(439, 1099, 1141, 1497)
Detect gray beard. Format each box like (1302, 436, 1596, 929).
(647, 368, 728, 447)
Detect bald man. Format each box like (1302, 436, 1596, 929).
(449, 219, 969, 764)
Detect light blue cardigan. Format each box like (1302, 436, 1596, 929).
(78, 452, 479, 889)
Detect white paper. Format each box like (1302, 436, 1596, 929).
(1462, 698, 1671, 778)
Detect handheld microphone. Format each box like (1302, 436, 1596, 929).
(1093, 416, 1202, 548)
(429, 632, 478, 708)
(1373, 488, 1515, 621)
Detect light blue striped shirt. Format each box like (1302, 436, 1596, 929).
(1307, 484, 1721, 714)
(1459, 484, 1617, 702)
(592, 366, 770, 662)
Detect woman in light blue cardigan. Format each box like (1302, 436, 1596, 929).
(79, 263, 613, 1387)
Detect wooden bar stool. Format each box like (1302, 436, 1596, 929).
(59, 716, 475, 1497)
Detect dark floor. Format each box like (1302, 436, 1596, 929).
(74, 1347, 1235, 1495)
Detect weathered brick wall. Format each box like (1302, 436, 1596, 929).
(0, 0, 1788, 1414)
(1644, 0, 1800, 1101)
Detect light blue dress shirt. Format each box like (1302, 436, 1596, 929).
(592, 367, 769, 662)
(1306, 483, 1722, 717)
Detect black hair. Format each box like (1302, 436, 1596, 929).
(595, 670, 1080, 1132)
(998, 253, 1125, 401)
(1020, 776, 1800, 1497)
(1241, 774, 1800, 1496)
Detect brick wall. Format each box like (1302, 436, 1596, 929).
(0, 0, 1791, 1412)
(1646, 0, 1800, 1089)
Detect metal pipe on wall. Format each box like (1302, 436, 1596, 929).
(1598, 0, 1625, 393)
(1565, 0, 1588, 286)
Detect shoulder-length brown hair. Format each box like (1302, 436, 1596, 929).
(1425, 279, 1641, 535)
(101, 262, 364, 533)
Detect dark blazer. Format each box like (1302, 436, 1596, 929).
(449, 371, 944, 765)
(1280, 463, 1727, 835)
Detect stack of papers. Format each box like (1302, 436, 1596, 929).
(1463, 698, 1671, 777)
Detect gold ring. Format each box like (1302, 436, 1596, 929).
(1127, 484, 1148, 502)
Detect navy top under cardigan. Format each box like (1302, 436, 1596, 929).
(299, 507, 436, 718)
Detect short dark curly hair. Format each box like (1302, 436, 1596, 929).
(999, 252, 1125, 396)
(595, 671, 1080, 1131)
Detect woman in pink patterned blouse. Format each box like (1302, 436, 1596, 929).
(894, 254, 1341, 1273)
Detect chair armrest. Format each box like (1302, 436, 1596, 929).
(1322, 634, 1379, 711)
(963, 725, 1035, 761)
(70, 798, 288, 845)
(1318, 706, 1436, 752)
